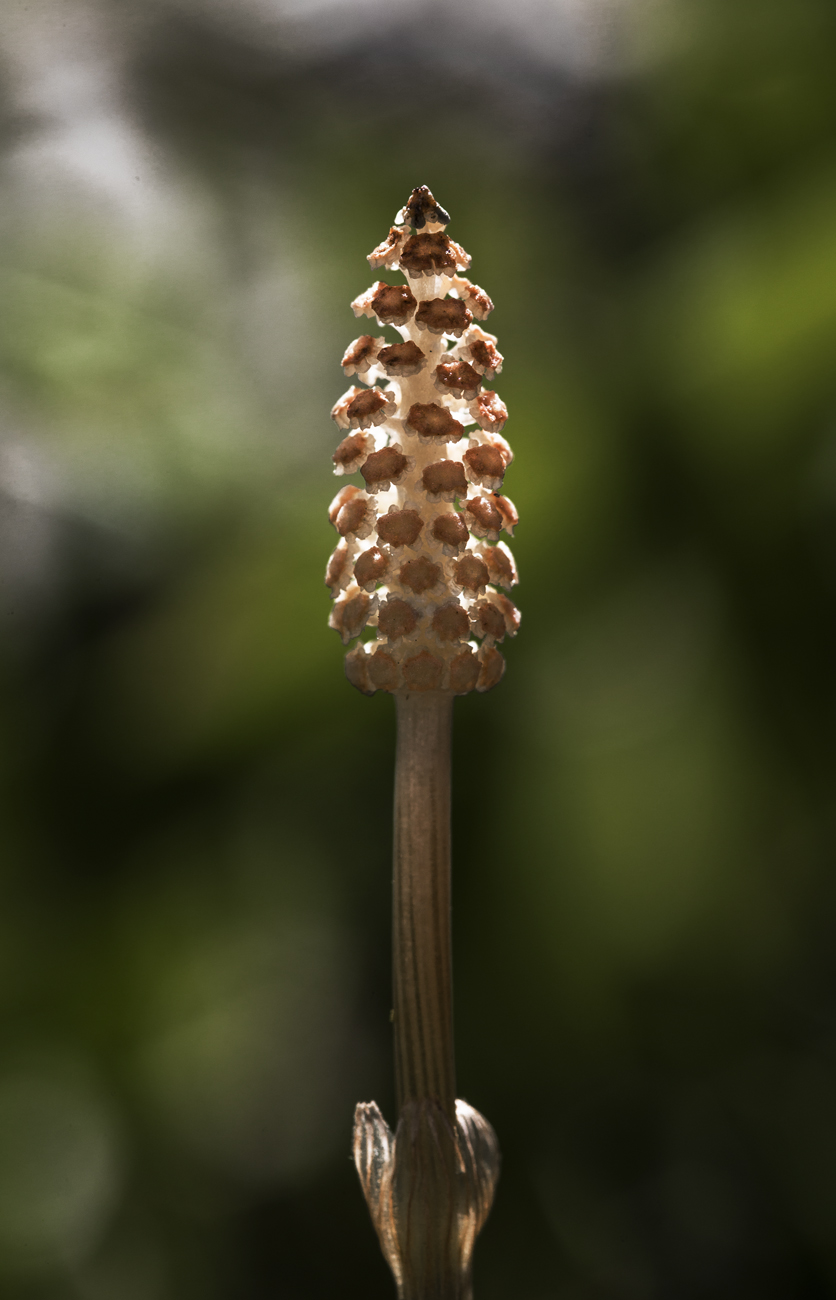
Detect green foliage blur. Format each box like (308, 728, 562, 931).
(1, 0, 836, 1295)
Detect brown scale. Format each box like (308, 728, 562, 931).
(341, 335, 380, 372)
(463, 444, 506, 487)
(400, 232, 464, 277)
(376, 508, 424, 547)
(333, 432, 370, 473)
(494, 495, 518, 534)
(467, 337, 503, 376)
(431, 603, 470, 642)
(495, 593, 521, 635)
(480, 542, 517, 588)
(346, 388, 392, 428)
(329, 484, 362, 525)
(402, 650, 444, 692)
(325, 540, 349, 593)
(458, 282, 493, 320)
(331, 386, 360, 424)
(415, 298, 472, 336)
(329, 589, 373, 643)
(378, 598, 418, 640)
(472, 601, 507, 642)
(345, 648, 372, 695)
(355, 547, 390, 589)
(453, 554, 490, 593)
(368, 227, 408, 269)
(435, 359, 481, 399)
(449, 649, 480, 694)
(470, 391, 507, 433)
(372, 282, 417, 325)
(406, 402, 465, 441)
(422, 460, 467, 500)
(361, 447, 409, 491)
(335, 496, 370, 538)
(368, 650, 401, 691)
(431, 512, 468, 550)
(399, 556, 442, 595)
(478, 647, 505, 691)
(379, 341, 426, 376)
(463, 496, 503, 538)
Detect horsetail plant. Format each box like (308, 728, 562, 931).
(325, 187, 518, 1300)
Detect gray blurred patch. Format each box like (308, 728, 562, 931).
(0, 1057, 123, 1278)
(543, 560, 719, 755)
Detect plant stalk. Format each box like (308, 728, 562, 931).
(353, 688, 498, 1299)
(393, 691, 456, 1119)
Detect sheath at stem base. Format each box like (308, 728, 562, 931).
(353, 1096, 500, 1300)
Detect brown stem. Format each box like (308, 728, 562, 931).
(354, 688, 499, 1300)
(392, 691, 456, 1118)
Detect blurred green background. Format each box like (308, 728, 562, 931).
(1, 0, 836, 1295)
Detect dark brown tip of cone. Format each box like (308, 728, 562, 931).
(402, 185, 450, 229)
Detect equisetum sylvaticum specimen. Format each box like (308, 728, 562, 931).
(325, 186, 519, 1299)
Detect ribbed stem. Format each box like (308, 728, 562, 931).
(393, 691, 456, 1118)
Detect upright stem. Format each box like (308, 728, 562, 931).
(354, 687, 498, 1300)
(393, 691, 456, 1118)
